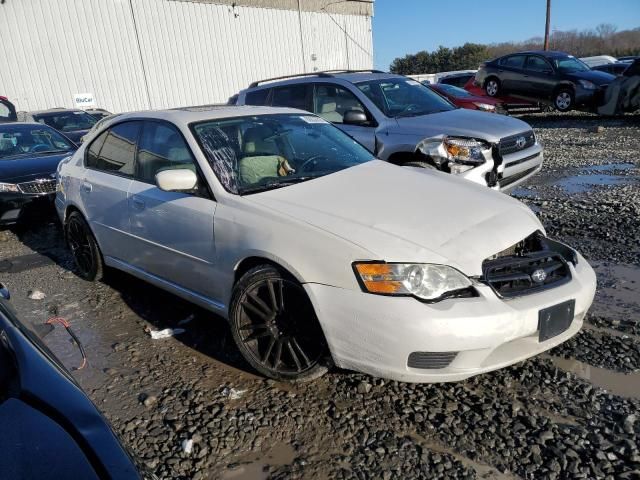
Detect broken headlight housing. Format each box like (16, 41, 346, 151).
(353, 262, 475, 302)
(443, 137, 488, 174)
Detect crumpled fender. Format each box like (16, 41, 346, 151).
(415, 135, 448, 166)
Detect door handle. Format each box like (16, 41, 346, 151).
(81, 182, 92, 193)
(131, 197, 145, 211)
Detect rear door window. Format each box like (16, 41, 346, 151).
(271, 84, 312, 111)
(500, 55, 525, 69)
(313, 84, 368, 124)
(244, 89, 270, 106)
(85, 130, 109, 169)
(90, 121, 140, 176)
(526, 56, 552, 72)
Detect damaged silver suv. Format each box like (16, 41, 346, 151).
(237, 70, 543, 191)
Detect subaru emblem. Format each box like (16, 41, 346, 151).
(516, 136, 526, 149)
(531, 269, 547, 283)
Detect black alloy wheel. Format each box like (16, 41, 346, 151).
(65, 211, 104, 281)
(230, 265, 328, 382)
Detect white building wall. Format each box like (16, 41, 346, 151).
(0, 0, 373, 113)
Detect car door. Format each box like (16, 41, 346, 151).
(312, 83, 376, 153)
(127, 120, 218, 300)
(81, 121, 140, 264)
(524, 55, 555, 99)
(499, 55, 527, 93)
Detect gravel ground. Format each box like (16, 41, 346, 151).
(1, 111, 639, 479)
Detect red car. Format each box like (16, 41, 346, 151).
(426, 83, 505, 113)
(463, 77, 544, 113)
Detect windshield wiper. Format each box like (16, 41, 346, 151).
(239, 176, 319, 195)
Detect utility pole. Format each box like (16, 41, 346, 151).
(544, 0, 551, 50)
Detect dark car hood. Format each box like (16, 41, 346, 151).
(0, 151, 74, 183)
(567, 70, 616, 85)
(63, 130, 89, 143)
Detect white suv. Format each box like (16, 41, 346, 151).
(56, 106, 595, 383)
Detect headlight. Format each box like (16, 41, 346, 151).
(578, 79, 596, 90)
(353, 262, 474, 301)
(0, 182, 19, 193)
(443, 137, 487, 165)
(473, 102, 496, 112)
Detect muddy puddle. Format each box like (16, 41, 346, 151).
(220, 443, 297, 480)
(554, 162, 638, 193)
(551, 356, 640, 399)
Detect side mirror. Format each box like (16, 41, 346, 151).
(155, 169, 198, 192)
(343, 110, 368, 125)
(0, 283, 10, 300)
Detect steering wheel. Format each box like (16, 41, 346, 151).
(31, 144, 51, 153)
(296, 155, 328, 173)
(398, 104, 421, 115)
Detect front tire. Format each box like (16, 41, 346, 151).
(230, 265, 329, 382)
(485, 78, 500, 97)
(65, 211, 104, 281)
(554, 89, 574, 112)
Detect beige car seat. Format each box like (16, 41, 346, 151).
(238, 127, 291, 185)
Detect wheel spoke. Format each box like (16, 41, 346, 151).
(267, 280, 279, 312)
(239, 322, 267, 331)
(243, 329, 272, 343)
(286, 338, 302, 372)
(246, 291, 273, 317)
(261, 336, 276, 363)
(291, 337, 311, 368)
(242, 300, 271, 321)
(273, 338, 283, 368)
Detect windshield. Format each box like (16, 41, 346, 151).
(553, 57, 590, 73)
(192, 114, 374, 194)
(434, 84, 473, 98)
(32, 110, 97, 132)
(0, 124, 76, 159)
(356, 78, 454, 118)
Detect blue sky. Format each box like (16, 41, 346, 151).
(372, 0, 640, 70)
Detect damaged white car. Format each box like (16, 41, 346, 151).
(56, 106, 596, 383)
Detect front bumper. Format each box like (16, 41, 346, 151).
(305, 252, 596, 383)
(0, 192, 55, 225)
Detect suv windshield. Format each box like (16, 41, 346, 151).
(553, 57, 590, 73)
(357, 78, 454, 118)
(192, 114, 374, 194)
(0, 124, 76, 159)
(32, 110, 97, 132)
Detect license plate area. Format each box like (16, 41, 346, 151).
(538, 299, 575, 342)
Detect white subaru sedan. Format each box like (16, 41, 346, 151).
(55, 106, 596, 383)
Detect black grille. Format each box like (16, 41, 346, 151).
(17, 179, 56, 195)
(498, 130, 535, 156)
(482, 251, 571, 298)
(499, 166, 539, 188)
(408, 351, 457, 369)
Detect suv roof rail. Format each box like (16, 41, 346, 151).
(248, 69, 386, 88)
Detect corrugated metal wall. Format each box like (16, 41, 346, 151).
(0, 0, 373, 113)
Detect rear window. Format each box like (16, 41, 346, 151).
(271, 85, 311, 111)
(500, 55, 525, 68)
(244, 89, 270, 106)
(32, 111, 97, 132)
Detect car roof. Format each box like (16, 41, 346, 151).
(28, 108, 87, 116)
(245, 70, 402, 90)
(500, 51, 570, 58)
(111, 105, 316, 126)
(0, 121, 55, 129)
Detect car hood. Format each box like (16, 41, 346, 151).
(391, 108, 531, 142)
(0, 151, 73, 183)
(566, 70, 615, 85)
(250, 161, 542, 276)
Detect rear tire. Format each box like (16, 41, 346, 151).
(554, 89, 574, 112)
(230, 265, 329, 382)
(485, 78, 500, 97)
(65, 211, 104, 281)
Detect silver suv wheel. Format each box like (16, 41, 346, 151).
(554, 91, 573, 111)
